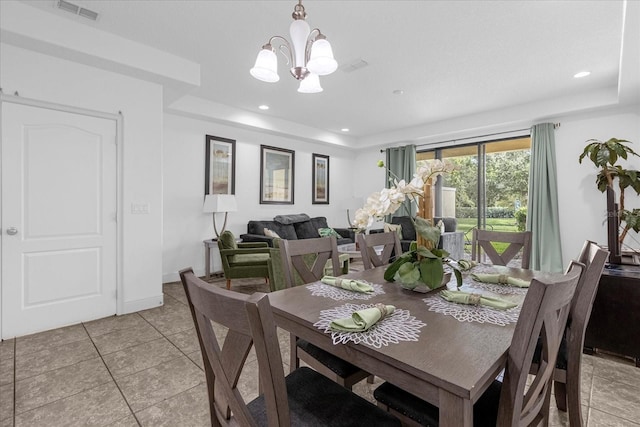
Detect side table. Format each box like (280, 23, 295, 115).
(203, 239, 220, 280)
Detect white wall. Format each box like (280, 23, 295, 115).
(555, 107, 640, 264)
(162, 113, 355, 282)
(1, 44, 164, 313)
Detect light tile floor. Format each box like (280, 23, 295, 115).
(1, 275, 639, 426)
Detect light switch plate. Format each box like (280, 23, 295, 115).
(131, 203, 150, 214)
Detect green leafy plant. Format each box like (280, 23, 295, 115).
(578, 138, 640, 245)
(383, 217, 457, 290)
(353, 160, 462, 290)
(514, 207, 527, 232)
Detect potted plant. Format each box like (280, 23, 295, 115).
(579, 138, 640, 263)
(352, 160, 465, 290)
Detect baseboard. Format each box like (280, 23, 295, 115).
(122, 294, 164, 314)
(163, 268, 210, 284)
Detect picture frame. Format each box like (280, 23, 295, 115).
(260, 145, 295, 204)
(205, 135, 235, 195)
(312, 153, 330, 204)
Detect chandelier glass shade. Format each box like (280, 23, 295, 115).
(250, 1, 337, 92)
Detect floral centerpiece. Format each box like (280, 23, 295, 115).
(352, 160, 465, 291)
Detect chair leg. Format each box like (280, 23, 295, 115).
(289, 333, 299, 374)
(566, 364, 583, 427)
(553, 380, 568, 412)
(226, 279, 231, 290)
(542, 382, 553, 426)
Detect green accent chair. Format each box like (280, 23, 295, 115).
(267, 238, 349, 292)
(218, 230, 270, 290)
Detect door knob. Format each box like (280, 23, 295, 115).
(6, 227, 18, 235)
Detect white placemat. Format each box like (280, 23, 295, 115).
(423, 293, 521, 326)
(306, 282, 385, 301)
(447, 263, 528, 295)
(314, 303, 426, 348)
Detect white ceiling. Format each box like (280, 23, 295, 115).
(11, 0, 640, 148)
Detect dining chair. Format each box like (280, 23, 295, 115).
(531, 240, 608, 427)
(373, 262, 583, 426)
(357, 231, 402, 270)
(471, 229, 532, 268)
(279, 236, 372, 390)
(178, 268, 401, 426)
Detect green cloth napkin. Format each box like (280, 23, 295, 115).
(321, 276, 374, 293)
(471, 273, 530, 288)
(440, 289, 518, 310)
(456, 259, 478, 271)
(330, 304, 395, 332)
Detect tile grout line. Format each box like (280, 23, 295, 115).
(81, 322, 142, 427)
(12, 337, 98, 383)
(10, 326, 105, 420)
(141, 290, 206, 373)
(139, 296, 194, 347)
(11, 359, 112, 419)
(104, 295, 207, 414)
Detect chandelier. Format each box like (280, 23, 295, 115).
(249, 0, 338, 93)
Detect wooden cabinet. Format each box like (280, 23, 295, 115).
(584, 264, 640, 366)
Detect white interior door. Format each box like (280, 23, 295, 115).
(1, 102, 118, 338)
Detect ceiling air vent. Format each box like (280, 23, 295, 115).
(56, 0, 99, 21)
(340, 59, 369, 73)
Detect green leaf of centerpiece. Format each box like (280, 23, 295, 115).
(384, 251, 416, 282)
(413, 216, 441, 244)
(419, 258, 444, 289)
(395, 262, 421, 286)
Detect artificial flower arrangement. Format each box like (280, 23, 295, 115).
(352, 160, 471, 291)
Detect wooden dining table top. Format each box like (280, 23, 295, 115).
(267, 264, 567, 426)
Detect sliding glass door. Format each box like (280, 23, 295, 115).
(417, 137, 531, 259)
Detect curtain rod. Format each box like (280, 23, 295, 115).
(379, 123, 560, 152)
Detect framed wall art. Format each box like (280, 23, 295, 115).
(260, 145, 295, 204)
(312, 153, 329, 204)
(205, 135, 235, 195)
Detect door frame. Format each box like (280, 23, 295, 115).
(0, 94, 124, 338)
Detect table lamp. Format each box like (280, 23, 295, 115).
(203, 194, 237, 238)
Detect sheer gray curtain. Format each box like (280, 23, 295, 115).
(386, 145, 417, 217)
(527, 123, 563, 272)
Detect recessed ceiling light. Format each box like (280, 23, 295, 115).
(393, 89, 404, 95)
(341, 128, 350, 132)
(574, 71, 591, 78)
(258, 105, 269, 110)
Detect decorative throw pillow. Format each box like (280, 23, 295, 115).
(263, 228, 280, 238)
(318, 227, 341, 238)
(384, 223, 403, 240)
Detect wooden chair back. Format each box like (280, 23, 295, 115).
(571, 240, 608, 334)
(497, 262, 583, 426)
(279, 236, 341, 287)
(472, 229, 532, 268)
(558, 241, 608, 426)
(179, 268, 290, 426)
(357, 232, 402, 270)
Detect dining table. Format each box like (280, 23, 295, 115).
(267, 264, 566, 427)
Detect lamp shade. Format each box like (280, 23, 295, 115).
(203, 194, 238, 213)
(297, 73, 323, 93)
(307, 38, 337, 76)
(250, 48, 280, 82)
